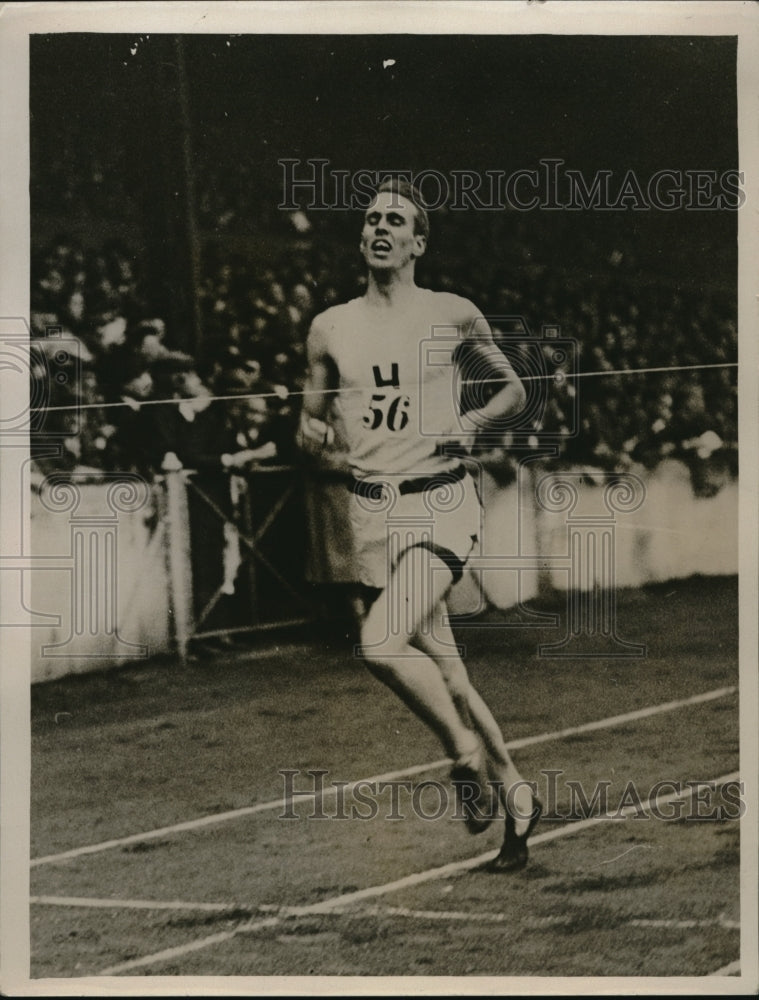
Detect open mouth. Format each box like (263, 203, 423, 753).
(371, 240, 392, 253)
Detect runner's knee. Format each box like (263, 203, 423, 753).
(439, 658, 470, 702)
(359, 618, 406, 664)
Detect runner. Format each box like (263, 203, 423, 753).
(301, 179, 542, 870)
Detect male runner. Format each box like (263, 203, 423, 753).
(301, 179, 541, 871)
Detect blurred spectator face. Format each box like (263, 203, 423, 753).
(246, 397, 269, 428)
(656, 394, 673, 419)
(131, 320, 167, 362)
(220, 366, 268, 432)
(139, 334, 165, 362)
(31, 312, 60, 337)
(117, 258, 134, 284)
(68, 290, 85, 322)
(64, 434, 82, 461)
(51, 240, 70, 262)
(271, 351, 293, 385)
(174, 369, 209, 399)
(679, 385, 706, 422)
(229, 396, 270, 441)
(136, 318, 165, 342)
(289, 210, 312, 234)
(41, 269, 66, 295)
(78, 368, 101, 400)
(291, 283, 313, 312)
(123, 370, 153, 400)
(244, 359, 262, 381)
(98, 315, 127, 349)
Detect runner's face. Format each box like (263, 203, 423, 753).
(360, 192, 426, 271)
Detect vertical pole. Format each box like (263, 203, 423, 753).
(529, 459, 554, 597)
(162, 459, 194, 663)
(174, 36, 203, 357)
(242, 474, 259, 626)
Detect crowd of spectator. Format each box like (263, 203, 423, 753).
(29, 204, 737, 498)
(29, 235, 305, 479)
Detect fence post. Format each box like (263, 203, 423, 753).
(161, 454, 194, 663)
(527, 459, 554, 599)
(238, 473, 259, 627)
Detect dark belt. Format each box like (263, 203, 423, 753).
(349, 463, 467, 500)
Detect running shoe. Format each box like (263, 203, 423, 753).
(488, 793, 543, 871)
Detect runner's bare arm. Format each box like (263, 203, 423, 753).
(459, 311, 526, 434)
(298, 317, 340, 448)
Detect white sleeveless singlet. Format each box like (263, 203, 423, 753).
(320, 289, 464, 478)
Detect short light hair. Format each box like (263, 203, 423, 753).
(375, 178, 430, 241)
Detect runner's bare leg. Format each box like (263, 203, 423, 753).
(360, 545, 481, 762)
(412, 600, 535, 833)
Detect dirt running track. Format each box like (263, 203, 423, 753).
(30, 575, 741, 981)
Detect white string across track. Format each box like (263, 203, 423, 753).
(29, 361, 738, 415)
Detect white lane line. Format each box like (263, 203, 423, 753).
(710, 959, 741, 976)
(32, 894, 741, 935)
(96, 771, 739, 976)
(361, 904, 511, 924)
(32, 684, 737, 868)
(630, 916, 740, 931)
(100, 917, 282, 974)
(30, 760, 442, 868)
(30, 895, 245, 913)
(504, 685, 737, 751)
(342, 906, 740, 932)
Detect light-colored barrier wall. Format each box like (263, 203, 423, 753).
(450, 459, 737, 614)
(29, 477, 171, 683)
(27, 460, 737, 682)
